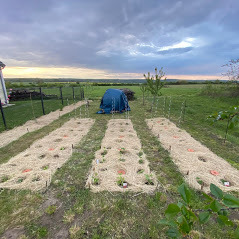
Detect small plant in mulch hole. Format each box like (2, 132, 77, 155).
(220, 179, 231, 187)
(92, 173, 100, 185)
(1, 175, 10, 183)
(117, 176, 127, 188)
(137, 169, 144, 174)
(42, 165, 49, 170)
(119, 158, 125, 162)
(39, 154, 46, 159)
(16, 177, 25, 183)
(196, 177, 203, 185)
(54, 138, 62, 142)
(45, 205, 57, 215)
(145, 174, 154, 185)
(198, 156, 207, 162)
(119, 148, 126, 154)
(32, 176, 41, 182)
(101, 148, 108, 156)
(138, 159, 144, 164)
(100, 168, 107, 172)
(138, 151, 143, 157)
(60, 147, 66, 150)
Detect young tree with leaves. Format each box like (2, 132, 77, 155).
(139, 83, 147, 105)
(144, 67, 166, 105)
(208, 105, 239, 143)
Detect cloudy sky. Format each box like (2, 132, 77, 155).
(1, 0, 239, 79)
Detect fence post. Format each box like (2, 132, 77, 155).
(39, 87, 45, 115)
(0, 99, 7, 130)
(72, 87, 75, 100)
(59, 87, 64, 105)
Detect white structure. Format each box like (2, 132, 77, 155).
(0, 61, 8, 105)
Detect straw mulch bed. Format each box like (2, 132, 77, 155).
(146, 117, 239, 193)
(86, 119, 157, 193)
(0, 118, 94, 191)
(0, 100, 88, 148)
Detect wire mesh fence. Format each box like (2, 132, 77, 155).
(0, 86, 85, 132)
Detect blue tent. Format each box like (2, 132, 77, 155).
(97, 89, 130, 114)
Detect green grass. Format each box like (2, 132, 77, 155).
(0, 84, 238, 238)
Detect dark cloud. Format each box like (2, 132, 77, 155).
(0, 0, 239, 76)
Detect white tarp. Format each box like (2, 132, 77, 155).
(0, 70, 8, 104)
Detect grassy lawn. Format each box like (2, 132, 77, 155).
(0, 84, 238, 238)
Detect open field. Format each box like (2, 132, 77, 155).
(0, 84, 238, 238)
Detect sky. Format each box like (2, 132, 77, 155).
(1, 0, 239, 80)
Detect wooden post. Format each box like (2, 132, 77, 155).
(0, 99, 7, 130)
(72, 87, 75, 100)
(60, 87, 64, 105)
(39, 87, 45, 115)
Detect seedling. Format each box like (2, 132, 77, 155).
(92, 173, 99, 185)
(119, 158, 125, 162)
(117, 176, 125, 187)
(101, 148, 108, 156)
(138, 151, 143, 157)
(196, 177, 203, 185)
(1, 175, 9, 183)
(17, 177, 25, 183)
(45, 205, 57, 215)
(145, 174, 154, 185)
(60, 147, 65, 150)
(137, 169, 144, 174)
(42, 165, 49, 170)
(138, 159, 144, 164)
(119, 147, 126, 154)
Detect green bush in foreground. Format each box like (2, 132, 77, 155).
(160, 183, 239, 238)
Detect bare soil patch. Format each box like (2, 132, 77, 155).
(86, 119, 157, 193)
(146, 117, 239, 193)
(0, 118, 94, 191)
(0, 100, 87, 148)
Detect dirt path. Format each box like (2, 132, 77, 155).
(0, 100, 88, 148)
(0, 118, 94, 191)
(146, 117, 239, 193)
(86, 119, 157, 193)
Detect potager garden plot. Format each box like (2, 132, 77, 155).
(86, 119, 157, 193)
(146, 117, 239, 193)
(0, 118, 94, 191)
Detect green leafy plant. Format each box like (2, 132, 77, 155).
(119, 147, 126, 154)
(138, 159, 144, 164)
(140, 83, 148, 105)
(159, 183, 239, 238)
(1, 175, 9, 183)
(45, 205, 57, 215)
(117, 176, 125, 187)
(137, 169, 144, 174)
(92, 173, 99, 185)
(138, 151, 143, 157)
(145, 174, 154, 185)
(144, 67, 166, 106)
(101, 148, 108, 156)
(208, 105, 239, 142)
(119, 158, 125, 162)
